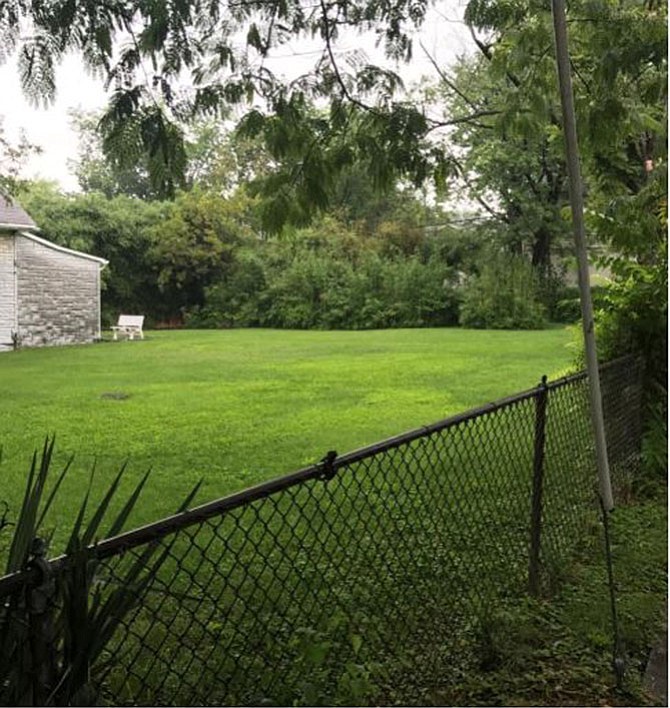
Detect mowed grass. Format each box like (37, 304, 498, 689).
(0, 327, 574, 536)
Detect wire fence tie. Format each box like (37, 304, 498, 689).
(319, 450, 339, 482)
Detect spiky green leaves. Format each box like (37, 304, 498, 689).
(0, 436, 203, 705)
(3, 438, 70, 575)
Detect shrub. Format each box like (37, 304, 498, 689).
(595, 245, 668, 477)
(188, 240, 462, 331)
(552, 285, 608, 324)
(184, 250, 267, 328)
(596, 249, 668, 391)
(459, 253, 547, 330)
(0, 438, 200, 705)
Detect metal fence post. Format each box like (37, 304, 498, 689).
(27, 538, 57, 706)
(528, 376, 549, 596)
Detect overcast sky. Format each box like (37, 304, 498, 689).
(0, 2, 473, 192)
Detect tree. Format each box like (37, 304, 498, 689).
(456, 0, 666, 210)
(69, 110, 274, 198)
(0, 117, 41, 195)
(426, 54, 571, 277)
(2, 1, 664, 219)
(149, 188, 260, 314)
(1, 0, 461, 221)
(185, 121, 274, 193)
(68, 109, 159, 200)
(410, 0, 666, 321)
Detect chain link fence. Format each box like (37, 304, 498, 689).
(0, 355, 644, 706)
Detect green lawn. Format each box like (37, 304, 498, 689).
(0, 327, 574, 533)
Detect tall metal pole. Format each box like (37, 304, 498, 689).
(550, 0, 614, 510)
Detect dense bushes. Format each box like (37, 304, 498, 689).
(185, 229, 462, 330)
(459, 253, 547, 330)
(19, 182, 565, 332)
(596, 248, 668, 393)
(589, 170, 668, 478)
(595, 246, 668, 478)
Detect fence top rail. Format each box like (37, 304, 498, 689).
(0, 354, 638, 595)
(545, 354, 641, 391)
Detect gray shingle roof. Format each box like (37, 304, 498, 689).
(0, 195, 37, 231)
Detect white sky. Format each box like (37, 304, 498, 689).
(0, 2, 474, 191)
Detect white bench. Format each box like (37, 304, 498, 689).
(111, 315, 145, 341)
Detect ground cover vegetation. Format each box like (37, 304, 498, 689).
(444, 496, 667, 707)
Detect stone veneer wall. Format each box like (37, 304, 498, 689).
(15, 234, 101, 347)
(0, 234, 16, 348)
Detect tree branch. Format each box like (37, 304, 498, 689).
(452, 156, 509, 222)
(426, 110, 501, 131)
(318, 0, 381, 117)
(468, 24, 521, 88)
(419, 41, 479, 111)
(569, 57, 593, 95)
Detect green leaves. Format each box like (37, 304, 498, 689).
(246, 23, 266, 55)
(4, 437, 70, 575)
(3, 0, 665, 266)
(0, 436, 203, 705)
(100, 98, 187, 199)
(17, 32, 60, 108)
(237, 95, 454, 232)
(2, 0, 442, 206)
(459, 251, 548, 330)
(465, 0, 530, 31)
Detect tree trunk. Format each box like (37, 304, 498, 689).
(531, 226, 552, 275)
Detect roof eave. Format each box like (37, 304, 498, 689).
(0, 223, 40, 232)
(18, 230, 109, 267)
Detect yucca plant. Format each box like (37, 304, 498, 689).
(0, 437, 201, 706)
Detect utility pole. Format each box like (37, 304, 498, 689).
(550, 0, 614, 510)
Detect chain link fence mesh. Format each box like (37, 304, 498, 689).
(0, 356, 644, 706)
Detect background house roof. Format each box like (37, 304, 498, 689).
(0, 196, 38, 231)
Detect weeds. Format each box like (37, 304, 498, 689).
(435, 495, 667, 707)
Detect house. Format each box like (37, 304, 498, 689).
(0, 197, 108, 350)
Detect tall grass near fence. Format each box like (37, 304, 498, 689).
(0, 356, 643, 706)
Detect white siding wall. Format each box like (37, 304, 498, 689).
(0, 234, 16, 349)
(16, 234, 101, 347)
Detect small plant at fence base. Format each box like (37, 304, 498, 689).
(0, 437, 201, 706)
